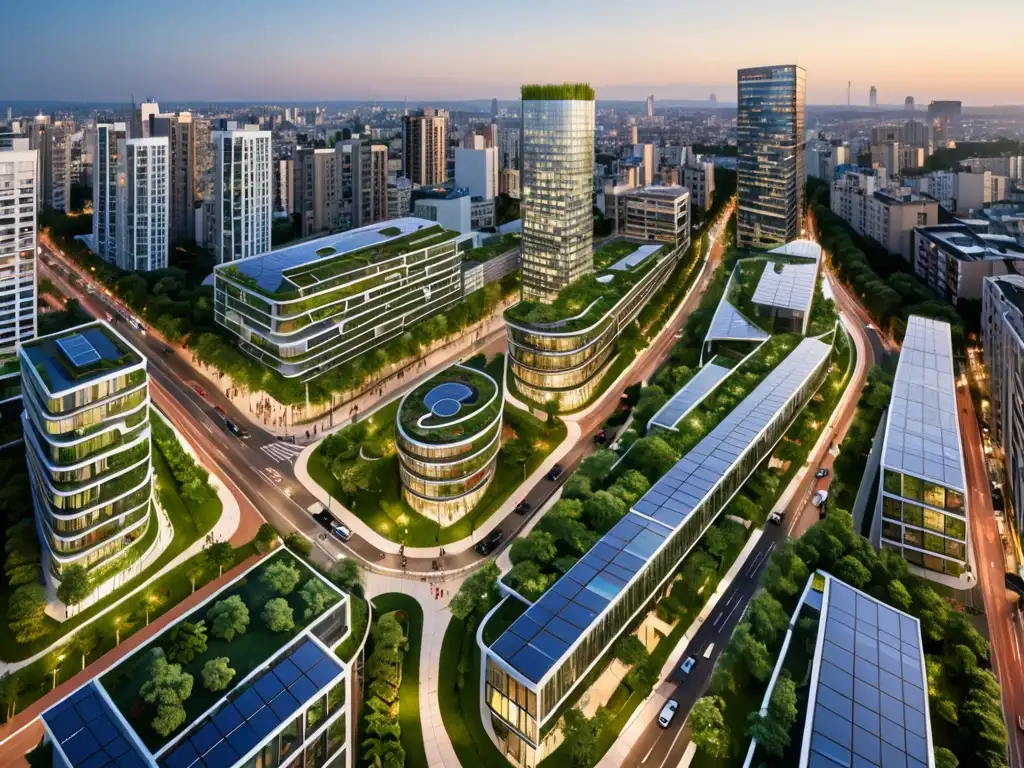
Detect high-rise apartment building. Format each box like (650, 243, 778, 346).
(520, 83, 596, 300)
(212, 129, 272, 264)
(294, 147, 338, 236)
(116, 137, 170, 272)
(193, 118, 213, 200)
(150, 111, 195, 243)
(736, 65, 805, 248)
(0, 143, 39, 373)
(499, 127, 520, 171)
(402, 108, 449, 185)
(455, 147, 498, 200)
(276, 158, 293, 213)
(646, 94, 654, 117)
(337, 140, 388, 229)
(92, 123, 129, 264)
(869, 85, 878, 108)
(47, 122, 73, 213)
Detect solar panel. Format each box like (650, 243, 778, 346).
(648, 361, 732, 431)
(806, 576, 932, 768)
(882, 316, 965, 490)
(56, 333, 102, 367)
(766, 239, 823, 263)
(751, 261, 819, 314)
(42, 682, 151, 768)
(158, 639, 343, 768)
(705, 299, 770, 342)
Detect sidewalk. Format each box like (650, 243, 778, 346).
(294, 421, 582, 557)
(364, 573, 464, 768)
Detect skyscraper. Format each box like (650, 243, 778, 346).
(646, 94, 654, 117)
(491, 98, 498, 120)
(520, 83, 595, 300)
(150, 111, 196, 243)
(401, 108, 448, 185)
(0, 142, 38, 366)
(212, 129, 272, 263)
(869, 86, 878, 108)
(337, 140, 388, 229)
(905, 96, 915, 112)
(93, 123, 129, 263)
(116, 137, 170, 272)
(736, 65, 805, 249)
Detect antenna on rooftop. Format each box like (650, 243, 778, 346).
(847, 81, 851, 107)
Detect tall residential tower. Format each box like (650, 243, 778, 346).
(116, 137, 170, 272)
(401, 108, 449, 186)
(212, 128, 272, 264)
(92, 123, 128, 263)
(736, 65, 805, 248)
(0, 142, 39, 384)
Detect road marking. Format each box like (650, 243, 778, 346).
(712, 612, 724, 628)
(719, 598, 745, 632)
(261, 442, 305, 463)
(642, 737, 659, 764)
(657, 716, 690, 768)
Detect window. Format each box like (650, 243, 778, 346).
(946, 490, 964, 514)
(924, 533, 945, 554)
(923, 508, 945, 534)
(945, 516, 966, 541)
(945, 539, 965, 559)
(944, 559, 962, 577)
(882, 522, 901, 542)
(903, 504, 924, 528)
(923, 554, 945, 573)
(903, 548, 924, 566)
(883, 470, 901, 495)
(923, 482, 945, 509)
(903, 528, 923, 548)
(902, 474, 923, 501)
(307, 694, 327, 733)
(882, 497, 901, 521)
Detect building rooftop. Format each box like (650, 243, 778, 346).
(916, 224, 1024, 262)
(648, 361, 732, 432)
(397, 362, 501, 445)
(20, 322, 143, 394)
(705, 299, 770, 343)
(624, 185, 689, 201)
(874, 188, 931, 205)
(986, 274, 1024, 317)
(42, 682, 150, 768)
(416, 186, 470, 201)
(882, 316, 965, 490)
(215, 217, 452, 294)
(766, 239, 823, 263)
(801, 571, 932, 768)
(752, 261, 819, 314)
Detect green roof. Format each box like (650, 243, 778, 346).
(398, 363, 501, 445)
(521, 83, 595, 101)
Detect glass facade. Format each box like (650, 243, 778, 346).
(520, 98, 595, 301)
(879, 469, 967, 577)
(0, 149, 38, 359)
(737, 65, 805, 249)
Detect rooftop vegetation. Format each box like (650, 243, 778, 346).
(463, 233, 520, 264)
(398, 365, 501, 444)
(521, 83, 595, 101)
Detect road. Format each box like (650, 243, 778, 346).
(624, 267, 880, 768)
(37, 201, 734, 576)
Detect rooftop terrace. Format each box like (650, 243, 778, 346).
(398, 362, 501, 444)
(21, 322, 143, 393)
(917, 224, 1024, 262)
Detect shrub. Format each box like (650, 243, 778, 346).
(299, 578, 339, 619)
(206, 595, 250, 641)
(201, 657, 236, 692)
(261, 559, 301, 596)
(262, 597, 295, 633)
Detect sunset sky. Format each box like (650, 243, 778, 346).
(7, 0, 1023, 105)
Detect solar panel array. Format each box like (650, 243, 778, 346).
(705, 299, 770, 342)
(42, 682, 150, 768)
(634, 338, 830, 529)
(57, 333, 102, 367)
(767, 239, 823, 263)
(751, 261, 819, 314)
(608, 244, 661, 272)
(648, 361, 731, 431)
(883, 316, 965, 489)
(491, 514, 671, 683)
(806, 577, 930, 768)
(160, 639, 343, 768)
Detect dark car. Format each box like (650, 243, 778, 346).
(224, 420, 250, 439)
(593, 429, 607, 445)
(313, 510, 338, 530)
(514, 500, 532, 515)
(159, 346, 174, 356)
(815, 468, 830, 479)
(475, 529, 505, 556)
(546, 464, 564, 482)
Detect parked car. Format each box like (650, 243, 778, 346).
(514, 501, 532, 515)
(593, 429, 607, 445)
(815, 468, 830, 478)
(546, 464, 564, 482)
(224, 420, 250, 439)
(658, 699, 679, 728)
(680, 657, 696, 675)
(768, 511, 785, 525)
(812, 490, 829, 507)
(475, 529, 505, 555)
(313, 510, 338, 530)
(193, 384, 207, 398)
(331, 524, 352, 542)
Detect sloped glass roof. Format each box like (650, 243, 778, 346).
(752, 261, 819, 314)
(705, 299, 770, 342)
(648, 361, 731, 431)
(42, 682, 150, 768)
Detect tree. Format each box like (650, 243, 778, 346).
(340, 460, 375, 496)
(746, 591, 789, 646)
(0, 671, 24, 722)
(562, 708, 598, 768)
(582, 491, 626, 533)
(501, 437, 533, 480)
(329, 559, 363, 596)
(262, 598, 295, 632)
(562, 473, 593, 501)
(505, 561, 551, 599)
(7, 584, 48, 644)
(206, 595, 250, 641)
(70, 627, 98, 671)
(608, 470, 649, 507)
(762, 542, 809, 599)
(283, 532, 312, 558)
(748, 674, 799, 754)
(167, 620, 208, 664)
(543, 399, 559, 427)
(674, 551, 718, 606)
(835, 554, 871, 588)
(56, 565, 91, 606)
(139, 649, 193, 738)
(187, 563, 205, 594)
(934, 747, 959, 768)
(254, 524, 279, 554)
(261, 559, 301, 596)
(201, 657, 236, 692)
(509, 530, 557, 566)
(691, 696, 729, 758)
(625, 436, 678, 483)
(887, 580, 913, 612)
(576, 450, 617, 483)
(613, 635, 648, 667)
(632, 386, 668, 431)
(299, 578, 339, 619)
(204, 541, 234, 577)
(449, 561, 500, 620)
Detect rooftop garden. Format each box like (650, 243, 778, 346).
(101, 549, 342, 751)
(26, 324, 142, 390)
(463, 233, 520, 264)
(506, 240, 663, 331)
(521, 83, 595, 101)
(398, 365, 501, 445)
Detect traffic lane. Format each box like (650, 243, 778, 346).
(630, 527, 783, 768)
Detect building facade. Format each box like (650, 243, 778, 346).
(402, 108, 449, 186)
(829, 175, 938, 262)
(913, 224, 1024, 305)
(500, 168, 521, 199)
(92, 123, 128, 264)
(337, 140, 388, 230)
(213, 218, 464, 381)
(682, 157, 715, 211)
(294, 147, 338, 236)
(736, 65, 805, 248)
(150, 111, 196, 243)
(0, 144, 38, 360)
(277, 158, 294, 213)
(876, 316, 969, 580)
(622, 186, 691, 245)
(455, 147, 499, 201)
(520, 85, 596, 301)
(213, 129, 272, 263)
(115, 137, 170, 272)
(388, 177, 412, 219)
(19, 322, 154, 598)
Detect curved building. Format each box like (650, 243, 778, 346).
(19, 322, 153, 594)
(396, 363, 502, 524)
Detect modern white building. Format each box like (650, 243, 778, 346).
(413, 188, 473, 234)
(913, 223, 1024, 305)
(455, 147, 499, 201)
(116, 137, 170, 272)
(212, 128, 272, 264)
(92, 122, 129, 264)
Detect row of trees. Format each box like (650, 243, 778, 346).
(150, 413, 217, 507)
(362, 611, 410, 768)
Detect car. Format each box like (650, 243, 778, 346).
(768, 511, 785, 525)
(815, 468, 830, 478)
(657, 699, 679, 728)
(331, 524, 352, 542)
(593, 429, 607, 445)
(812, 490, 829, 507)
(213, 404, 228, 418)
(193, 384, 208, 398)
(313, 510, 337, 529)
(546, 464, 564, 482)
(475, 529, 505, 556)
(680, 657, 696, 675)
(224, 420, 250, 439)
(514, 500, 532, 515)
(159, 346, 174, 356)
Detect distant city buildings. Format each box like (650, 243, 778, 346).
(455, 146, 498, 200)
(212, 128, 272, 264)
(499, 168, 520, 199)
(388, 176, 412, 219)
(683, 155, 716, 212)
(402, 107, 449, 186)
(116, 137, 169, 272)
(869, 85, 877, 108)
(646, 94, 654, 117)
(737, 64, 805, 248)
(92, 122, 129, 264)
(294, 147, 338, 236)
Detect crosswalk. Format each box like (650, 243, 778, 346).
(261, 442, 304, 463)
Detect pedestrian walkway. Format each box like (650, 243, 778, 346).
(261, 440, 305, 463)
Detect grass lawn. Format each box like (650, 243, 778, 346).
(369, 593, 426, 768)
(102, 550, 332, 752)
(309, 403, 567, 547)
(438, 614, 511, 768)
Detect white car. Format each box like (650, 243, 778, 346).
(331, 524, 352, 542)
(813, 490, 829, 507)
(658, 699, 679, 728)
(680, 656, 696, 675)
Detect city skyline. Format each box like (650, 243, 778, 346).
(5, 0, 1024, 105)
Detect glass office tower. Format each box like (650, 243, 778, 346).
(520, 85, 595, 301)
(736, 65, 805, 249)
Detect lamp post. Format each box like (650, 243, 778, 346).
(114, 617, 122, 646)
(52, 655, 64, 690)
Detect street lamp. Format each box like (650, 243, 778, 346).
(114, 616, 122, 646)
(52, 654, 64, 690)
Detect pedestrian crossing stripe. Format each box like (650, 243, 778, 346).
(260, 442, 304, 463)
